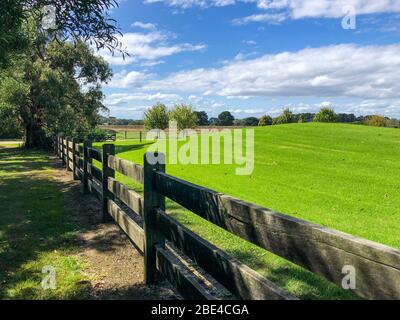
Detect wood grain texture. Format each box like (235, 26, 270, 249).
(108, 199, 144, 252)
(108, 177, 144, 217)
(155, 244, 217, 300)
(108, 155, 144, 184)
(157, 210, 297, 300)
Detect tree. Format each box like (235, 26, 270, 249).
(169, 104, 198, 130)
(143, 103, 169, 130)
(258, 115, 272, 126)
(272, 109, 294, 125)
(194, 111, 209, 126)
(0, 0, 124, 67)
(209, 117, 219, 126)
(241, 117, 259, 126)
(0, 26, 112, 148)
(218, 111, 234, 126)
(313, 108, 337, 123)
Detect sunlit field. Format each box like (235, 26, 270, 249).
(95, 123, 400, 299)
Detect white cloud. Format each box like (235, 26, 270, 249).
(107, 70, 151, 88)
(141, 44, 400, 102)
(232, 13, 286, 25)
(105, 92, 182, 106)
(145, 0, 400, 24)
(98, 31, 205, 66)
(132, 21, 157, 30)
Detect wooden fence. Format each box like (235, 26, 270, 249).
(54, 136, 400, 300)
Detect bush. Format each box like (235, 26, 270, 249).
(363, 115, 391, 127)
(273, 109, 294, 125)
(86, 127, 108, 142)
(313, 108, 337, 123)
(144, 103, 169, 130)
(258, 115, 272, 126)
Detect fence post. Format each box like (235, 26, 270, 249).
(72, 138, 79, 180)
(66, 137, 71, 171)
(140, 131, 142, 142)
(125, 130, 127, 140)
(102, 144, 115, 222)
(83, 140, 92, 194)
(58, 136, 62, 159)
(61, 137, 66, 165)
(143, 152, 166, 285)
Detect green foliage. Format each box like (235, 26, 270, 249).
(0, 0, 123, 67)
(258, 115, 272, 126)
(218, 111, 235, 126)
(273, 108, 294, 125)
(143, 103, 169, 130)
(313, 108, 337, 123)
(235, 117, 259, 126)
(0, 22, 112, 148)
(86, 127, 109, 142)
(363, 115, 391, 127)
(194, 111, 209, 126)
(169, 104, 198, 130)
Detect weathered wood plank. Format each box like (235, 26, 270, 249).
(108, 200, 144, 252)
(88, 178, 102, 200)
(108, 177, 144, 217)
(155, 244, 218, 300)
(157, 210, 296, 300)
(154, 171, 400, 300)
(88, 147, 102, 162)
(87, 163, 102, 183)
(108, 155, 144, 184)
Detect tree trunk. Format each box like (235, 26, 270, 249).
(24, 122, 42, 149)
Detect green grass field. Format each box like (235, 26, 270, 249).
(0, 145, 91, 299)
(96, 123, 400, 299)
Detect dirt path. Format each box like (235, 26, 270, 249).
(52, 158, 177, 300)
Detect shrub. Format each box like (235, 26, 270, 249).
(363, 115, 391, 127)
(313, 108, 337, 123)
(258, 115, 272, 126)
(273, 109, 294, 125)
(86, 127, 108, 141)
(144, 103, 169, 130)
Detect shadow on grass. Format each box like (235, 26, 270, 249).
(0, 147, 131, 299)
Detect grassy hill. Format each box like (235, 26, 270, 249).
(96, 123, 400, 299)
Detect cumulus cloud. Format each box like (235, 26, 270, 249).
(97, 31, 205, 66)
(232, 13, 286, 25)
(140, 44, 400, 102)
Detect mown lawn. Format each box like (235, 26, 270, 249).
(0, 144, 91, 299)
(96, 123, 400, 300)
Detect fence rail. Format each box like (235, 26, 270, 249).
(54, 136, 400, 300)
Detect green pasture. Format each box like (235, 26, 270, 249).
(95, 123, 400, 300)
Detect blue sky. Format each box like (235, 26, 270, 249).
(98, 0, 400, 119)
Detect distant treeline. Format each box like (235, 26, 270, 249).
(99, 109, 400, 129)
